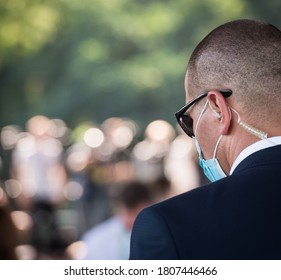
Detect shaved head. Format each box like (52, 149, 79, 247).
(186, 19, 281, 122)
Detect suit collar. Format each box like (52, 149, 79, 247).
(230, 136, 281, 174)
(232, 144, 281, 174)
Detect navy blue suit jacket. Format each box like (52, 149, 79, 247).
(129, 145, 281, 259)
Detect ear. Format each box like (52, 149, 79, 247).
(207, 90, 231, 135)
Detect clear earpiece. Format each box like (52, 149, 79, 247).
(231, 108, 268, 140)
(208, 102, 221, 118)
(238, 121, 268, 139)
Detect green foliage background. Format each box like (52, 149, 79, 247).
(0, 0, 280, 131)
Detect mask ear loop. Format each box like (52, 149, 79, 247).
(230, 108, 268, 140)
(212, 106, 234, 159)
(195, 100, 224, 160)
(194, 100, 209, 138)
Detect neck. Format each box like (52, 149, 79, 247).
(224, 130, 267, 175)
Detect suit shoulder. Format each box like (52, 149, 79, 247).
(151, 184, 212, 211)
(130, 205, 179, 259)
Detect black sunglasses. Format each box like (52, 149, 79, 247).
(175, 89, 232, 138)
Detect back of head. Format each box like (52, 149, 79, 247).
(187, 19, 281, 123)
(116, 181, 152, 210)
(114, 181, 152, 231)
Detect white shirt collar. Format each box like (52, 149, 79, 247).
(230, 136, 281, 174)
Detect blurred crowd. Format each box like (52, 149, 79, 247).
(0, 115, 207, 260)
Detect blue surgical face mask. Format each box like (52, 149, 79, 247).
(194, 100, 226, 182)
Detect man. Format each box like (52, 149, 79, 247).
(129, 19, 281, 260)
(81, 181, 152, 259)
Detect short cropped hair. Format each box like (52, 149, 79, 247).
(186, 19, 281, 121)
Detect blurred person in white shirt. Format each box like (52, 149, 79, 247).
(80, 181, 152, 260)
